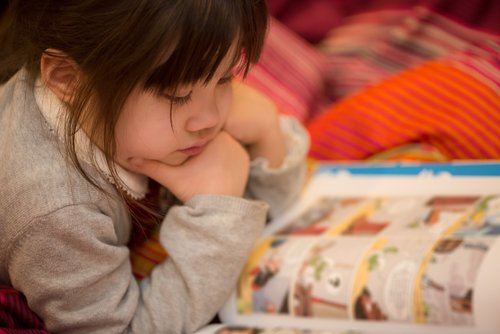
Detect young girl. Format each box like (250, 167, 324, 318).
(0, 1, 309, 333)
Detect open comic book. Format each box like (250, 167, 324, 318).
(197, 162, 500, 334)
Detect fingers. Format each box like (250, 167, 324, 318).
(128, 157, 167, 181)
(127, 132, 251, 202)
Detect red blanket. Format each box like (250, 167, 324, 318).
(0, 285, 48, 333)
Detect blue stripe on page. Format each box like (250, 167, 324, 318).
(315, 162, 500, 177)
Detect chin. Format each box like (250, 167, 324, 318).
(161, 155, 189, 167)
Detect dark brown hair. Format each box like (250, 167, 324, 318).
(0, 0, 268, 191)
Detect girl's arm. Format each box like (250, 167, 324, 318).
(225, 82, 310, 219)
(246, 115, 310, 219)
(8, 195, 267, 333)
(225, 81, 287, 169)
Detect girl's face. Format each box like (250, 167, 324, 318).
(114, 53, 235, 170)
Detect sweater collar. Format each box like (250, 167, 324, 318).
(33, 78, 148, 200)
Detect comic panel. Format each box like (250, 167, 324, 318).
(237, 236, 317, 315)
(341, 197, 429, 237)
(290, 237, 371, 320)
(394, 196, 481, 236)
(415, 237, 496, 326)
(351, 236, 435, 323)
(454, 195, 500, 237)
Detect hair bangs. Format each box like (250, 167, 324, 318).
(145, 0, 268, 94)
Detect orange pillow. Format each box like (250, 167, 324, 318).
(307, 51, 500, 161)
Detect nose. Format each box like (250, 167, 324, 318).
(185, 97, 220, 135)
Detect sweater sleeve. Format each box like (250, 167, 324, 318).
(8, 196, 268, 334)
(246, 115, 310, 219)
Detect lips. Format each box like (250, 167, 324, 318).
(178, 140, 209, 157)
(178, 145, 204, 156)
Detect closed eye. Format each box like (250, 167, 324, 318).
(164, 91, 192, 106)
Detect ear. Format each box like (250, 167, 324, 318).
(40, 49, 80, 103)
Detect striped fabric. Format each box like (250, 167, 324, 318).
(242, 17, 330, 123)
(307, 53, 500, 161)
(243, 6, 499, 128)
(267, 0, 500, 44)
(0, 286, 48, 333)
(318, 6, 500, 102)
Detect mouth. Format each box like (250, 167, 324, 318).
(177, 140, 209, 157)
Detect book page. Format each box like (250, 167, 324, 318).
(196, 324, 386, 334)
(219, 163, 500, 334)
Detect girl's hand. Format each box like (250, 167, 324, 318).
(130, 132, 250, 202)
(224, 81, 286, 168)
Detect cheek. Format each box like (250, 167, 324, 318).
(115, 92, 177, 162)
(126, 129, 175, 158)
(217, 84, 233, 121)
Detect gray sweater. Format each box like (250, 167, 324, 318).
(0, 70, 309, 333)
